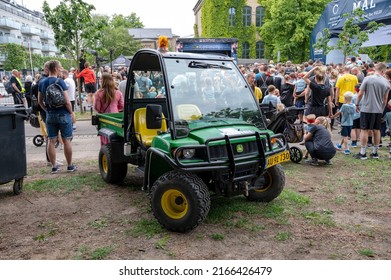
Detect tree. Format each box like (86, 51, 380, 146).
(313, 8, 384, 62)
(42, 0, 106, 112)
(89, 14, 142, 59)
(259, 0, 329, 63)
(110, 13, 144, 29)
(0, 44, 27, 71)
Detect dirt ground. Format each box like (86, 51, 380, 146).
(0, 142, 390, 260)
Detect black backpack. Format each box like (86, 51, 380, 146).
(45, 79, 66, 108)
(5, 81, 15, 94)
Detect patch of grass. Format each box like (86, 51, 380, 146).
(359, 248, 375, 258)
(302, 210, 336, 227)
(275, 231, 291, 241)
(129, 219, 165, 238)
(33, 221, 59, 241)
(74, 245, 114, 260)
(88, 218, 108, 229)
(155, 235, 170, 249)
(25, 173, 107, 193)
(91, 246, 114, 260)
(211, 233, 225, 240)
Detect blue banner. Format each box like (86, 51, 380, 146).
(310, 0, 391, 63)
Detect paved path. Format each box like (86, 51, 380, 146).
(25, 119, 100, 165)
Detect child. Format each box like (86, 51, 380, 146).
(333, 91, 356, 155)
(303, 114, 316, 159)
(304, 115, 335, 165)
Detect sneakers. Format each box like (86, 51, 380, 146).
(370, 152, 379, 159)
(67, 165, 78, 172)
(353, 153, 367, 160)
(344, 149, 350, 155)
(350, 141, 358, 147)
(325, 159, 332, 165)
(335, 144, 342, 150)
(51, 166, 60, 174)
(305, 158, 319, 166)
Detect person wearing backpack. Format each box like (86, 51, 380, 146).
(38, 60, 77, 174)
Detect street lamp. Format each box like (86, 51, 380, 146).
(109, 48, 114, 74)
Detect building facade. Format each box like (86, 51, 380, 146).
(0, 0, 58, 67)
(193, 0, 266, 60)
(128, 28, 179, 51)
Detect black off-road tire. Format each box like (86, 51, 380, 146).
(98, 144, 127, 184)
(13, 178, 23, 195)
(246, 165, 285, 202)
(33, 135, 45, 147)
(289, 146, 303, 163)
(150, 171, 211, 232)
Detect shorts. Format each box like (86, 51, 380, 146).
(352, 118, 360, 129)
(85, 83, 96, 93)
(295, 99, 305, 108)
(341, 125, 352, 137)
(360, 112, 382, 130)
(46, 112, 73, 140)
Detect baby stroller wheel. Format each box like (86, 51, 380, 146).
(289, 146, 303, 163)
(33, 135, 45, 147)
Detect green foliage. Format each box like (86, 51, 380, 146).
(110, 13, 144, 29)
(0, 44, 27, 71)
(359, 45, 391, 62)
(43, 0, 103, 62)
(314, 8, 384, 62)
(201, 0, 257, 58)
(259, 0, 329, 62)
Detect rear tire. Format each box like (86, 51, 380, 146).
(151, 171, 210, 232)
(99, 144, 127, 184)
(246, 165, 285, 202)
(13, 178, 23, 195)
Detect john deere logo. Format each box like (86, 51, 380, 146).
(236, 144, 244, 153)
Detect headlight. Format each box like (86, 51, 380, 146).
(182, 148, 196, 159)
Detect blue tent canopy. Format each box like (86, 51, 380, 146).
(310, 0, 391, 64)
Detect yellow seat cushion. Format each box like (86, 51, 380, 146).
(134, 107, 167, 146)
(176, 104, 202, 120)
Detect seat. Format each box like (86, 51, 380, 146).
(176, 104, 202, 120)
(133, 107, 167, 147)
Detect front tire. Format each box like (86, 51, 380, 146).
(246, 165, 285, 202)
(99, 144, 127, 184)
(150, 171, 210, 232)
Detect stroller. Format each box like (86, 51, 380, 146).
(260, 103, 305, 163)
(29, 95, 45, 147)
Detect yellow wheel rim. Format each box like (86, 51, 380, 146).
(102, 154, 108, 174)
(161, 189, 188, 219)
(254, 171, 272, 192)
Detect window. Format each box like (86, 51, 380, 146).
(229, 7, 235, 26)
(256, 41, 264, 59)
(243, 6, 251, 27)
(242, 42, 250, 59)
(256, 6, 265, 27)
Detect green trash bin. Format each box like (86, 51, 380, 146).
(0, 105, 29, 195)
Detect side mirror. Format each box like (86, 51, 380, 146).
(146, 104, 162, 129)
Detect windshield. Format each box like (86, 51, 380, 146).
(165, 58, 265, 130)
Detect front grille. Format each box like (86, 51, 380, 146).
(209, 141, 258, 160)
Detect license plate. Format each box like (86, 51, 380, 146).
(267, 151, 290, 168)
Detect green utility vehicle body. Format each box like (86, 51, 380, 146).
(95, 49, 290, 232)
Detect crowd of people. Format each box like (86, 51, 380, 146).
(239, 57, 391, 163)
(2, 52, 390, 173)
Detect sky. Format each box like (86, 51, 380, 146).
(20, 0, 197, 37)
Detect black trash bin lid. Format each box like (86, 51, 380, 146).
(0, 105, 29, 116)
